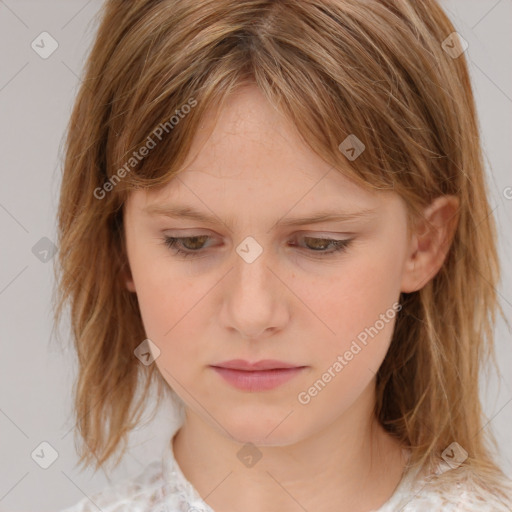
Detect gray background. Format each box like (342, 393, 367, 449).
(0, 1, 510, 510)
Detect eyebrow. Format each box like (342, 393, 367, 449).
(143, 204, 378, 228)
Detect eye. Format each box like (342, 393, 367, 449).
(294, 236, 352, 256)
(163, 235, 210, 258)
(162, 234, 352, 259)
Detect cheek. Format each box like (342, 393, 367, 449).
(293, 238, 405, 374)
(136, 279, 201, 383)
(293, 248, 403, 415)
(126, 243, 175, 331)
(130, 254, 213, 374)
(136, 274, 195, 339)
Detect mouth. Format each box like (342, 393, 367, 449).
(210, 360, 307, 391)
(211, 359, 304, 371)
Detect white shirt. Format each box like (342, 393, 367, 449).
(60, 428, 512, 512)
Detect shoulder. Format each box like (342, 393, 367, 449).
(59, 460, 168, 512)
(386, 462, 512, 512)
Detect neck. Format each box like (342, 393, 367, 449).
(171, 389, 407, 512)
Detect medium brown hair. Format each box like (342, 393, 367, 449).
(55, 0, 510, 497)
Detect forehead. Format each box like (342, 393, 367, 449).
(125, 85, 399, 222)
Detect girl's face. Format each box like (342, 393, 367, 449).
(124, 85, 413, 445)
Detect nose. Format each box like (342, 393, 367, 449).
(220, 242, 290, 340)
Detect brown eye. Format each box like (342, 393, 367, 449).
(300, 237, 352, 254)
(179, 236, 209, 250)
(303, 237, 332, 251)
(163, 235, 212, 258)
(163, 234, 352, 260)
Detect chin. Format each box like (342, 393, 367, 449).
(220, 412, 306, 448)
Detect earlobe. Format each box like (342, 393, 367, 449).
(400, 195, 459, 293)
(120, 224, 136, 292)
(125, 277, 136, 292)
(121, 264, 137, 292)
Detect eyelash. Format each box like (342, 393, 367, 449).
(162, 235, 353, 259)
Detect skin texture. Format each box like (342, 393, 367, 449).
(123, 85, 459, 512)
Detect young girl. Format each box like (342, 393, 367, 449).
(56, 1, 512, 510)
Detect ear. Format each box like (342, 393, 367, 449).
(400, 195, 459, 293)
(119, 207, 137, 292)
(120, 261, 136, 292)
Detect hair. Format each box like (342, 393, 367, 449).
(54, 0, 511, 499)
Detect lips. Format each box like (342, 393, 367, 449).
(210, 359, 307, 391)
(211, 359, 302, 371)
